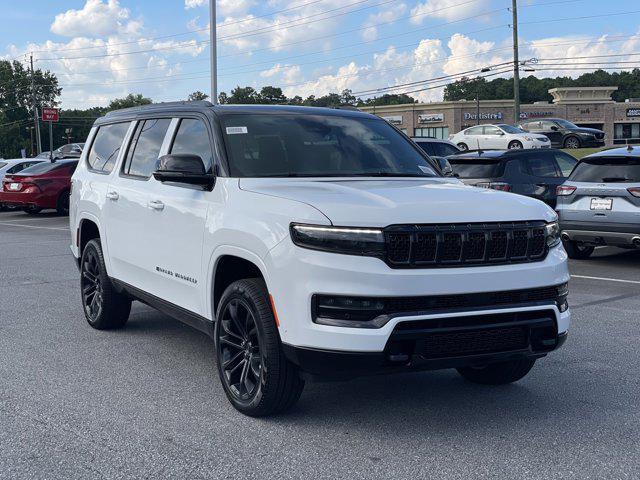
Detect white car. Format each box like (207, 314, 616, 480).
(70, 103, 570, 416)
(451, 124, 551, 151)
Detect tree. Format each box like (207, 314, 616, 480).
(0, 60, 60, 158)
(187, 90, 209, 101)
(259, 86, 286, 104)
(107, 93, 152, 111)
(359, 93, 416, 107)
(227, 86, 260, 104)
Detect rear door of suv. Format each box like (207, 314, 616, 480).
(558, 155, 640, 228)
(516, 150, 576, 207)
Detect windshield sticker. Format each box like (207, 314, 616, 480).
(226, 126, 248, 135)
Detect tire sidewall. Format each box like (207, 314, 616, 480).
(457, 142, 468, 151)
(214, 282, 273, 413)
(564, 136, 580, 149)
(509, 140, 523, 149)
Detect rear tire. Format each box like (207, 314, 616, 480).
(80, 239, 131, 330)
(508, 140, 523, 149)
(457, 142, 469, 151)
(214, 278, 304, 416)
(563, 240, 594, 259)
(24, 206, 42, 215)
(56, 190, 70, 215)
(457, 358, 536, 385)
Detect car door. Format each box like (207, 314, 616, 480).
(482, 125, 505, 149)
(462, 126, 484, 149)
(103, 117, 172, 294)
(520, 151, 565, 206)
(541, 120, 563, 147)
(140, 116, 214, 314)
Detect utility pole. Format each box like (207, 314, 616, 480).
(511, 0, 521, 123)
(30, 53, 42, 155)
(26, 126, 34, 156)
(209, 0, 218, 105)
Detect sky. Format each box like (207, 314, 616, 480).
(1, 0, 639, 108)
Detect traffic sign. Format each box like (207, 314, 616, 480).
(42, 107, 59, 122)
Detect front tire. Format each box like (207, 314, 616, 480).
(563, 240, 594, 259)
(457, 142, 469, 151)
(215, 278, 304, 416)
(508, 140, 523, 149)
(80, 239, 131, 329)
(457, 358, 536, 385)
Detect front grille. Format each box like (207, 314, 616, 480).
(595, 132, 605, 139)
(415, 326, 528, 359)
(384, 222, 548, 268)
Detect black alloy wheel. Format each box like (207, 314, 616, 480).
(80, 239, 131, 329)
(81, 247, 104, 322)
(217, 298, 263, 402)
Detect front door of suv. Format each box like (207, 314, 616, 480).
(139, 117, 215, 314)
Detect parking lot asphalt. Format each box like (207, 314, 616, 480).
(1, 210, 639, 480)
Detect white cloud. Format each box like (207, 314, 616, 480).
(361, 4, 407, 41)
(185, 0, 254, 17)
(410, 0, 489, 24)
(51, 0, 132, 37)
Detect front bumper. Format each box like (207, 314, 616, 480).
(267, 239, 571, 353)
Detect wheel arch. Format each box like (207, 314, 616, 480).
(207, 246, 271, 321)
(75, 213, 113, 274)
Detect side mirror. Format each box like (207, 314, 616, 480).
(498, 131, 505, 136)
(153, 154, 215, 191)
(550, 126, 559, 131)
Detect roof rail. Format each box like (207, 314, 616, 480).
(104, 100, 213, 117)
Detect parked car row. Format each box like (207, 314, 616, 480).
(448, 119, 605, 151)
(0, 143, 83, 213)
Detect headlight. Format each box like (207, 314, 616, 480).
(545, 221, 561, 248)
(524, 136, 533, 141)
(290, 224, 385, 256)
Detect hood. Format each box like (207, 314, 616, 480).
(569, 127, 604, 135)
(239, 178, 556, 227)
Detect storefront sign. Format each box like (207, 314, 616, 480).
(418, 113, 444, 123)
(464, 112, 503, 121)
(520, 111, 554, 119)
(626, 108, 640, 118)
(381, 115, 403, 125)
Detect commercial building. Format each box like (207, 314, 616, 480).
(361, 86, 640, 147)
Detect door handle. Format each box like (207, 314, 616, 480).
(106, 191, 119, 201)
(148, 200, 165, 211)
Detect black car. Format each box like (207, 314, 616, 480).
(448, 148, 578, 207)
(411, 138, 460, 175)
(518, 118, 605, 149)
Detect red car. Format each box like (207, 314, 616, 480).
(0, 160, 77, 215)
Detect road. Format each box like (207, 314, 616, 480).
(1, 211, 639, 479)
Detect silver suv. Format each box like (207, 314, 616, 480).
(556, 146, 640, 259)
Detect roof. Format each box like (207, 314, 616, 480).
(448, 148, 565, 161)
(585, 145, 640, 159)
(101, 101, 375, 122)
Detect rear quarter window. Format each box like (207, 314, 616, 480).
(450, 159, 506, 178)
(569, 156, 640, 182)
(87, 122, 131, 173)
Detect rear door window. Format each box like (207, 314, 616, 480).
(464, 126, 483, 136)
(431, 143, 459, 157)
(123, 119, 171, 178)
(569, 156, 640, 182)
(415, 142, 435, 156)
(450, 159, 505, 177)
(524, 153, 560, 178)
(87, 122, 131, 173)
(553, 152, 577, 177)
(169, 118, 213, 173)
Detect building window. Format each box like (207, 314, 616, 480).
(414, 127, 449, 139)
(614, 123, 640, 145)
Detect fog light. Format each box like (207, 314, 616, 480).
(313, 295, 388, 328)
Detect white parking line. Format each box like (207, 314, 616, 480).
(572, 275, 640, 286)
(0, 222, 67, 231)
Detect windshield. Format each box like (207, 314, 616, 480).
(220, 114, 438, 178)
(555, 119, 578, 129)
(569, 156, 640, 182)
(449, 159, 505, 178)
(498, 124, 525, 134)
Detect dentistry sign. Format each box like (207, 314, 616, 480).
(464, 112, 503, 121)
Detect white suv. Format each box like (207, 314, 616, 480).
(70, 102, 570, 416)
